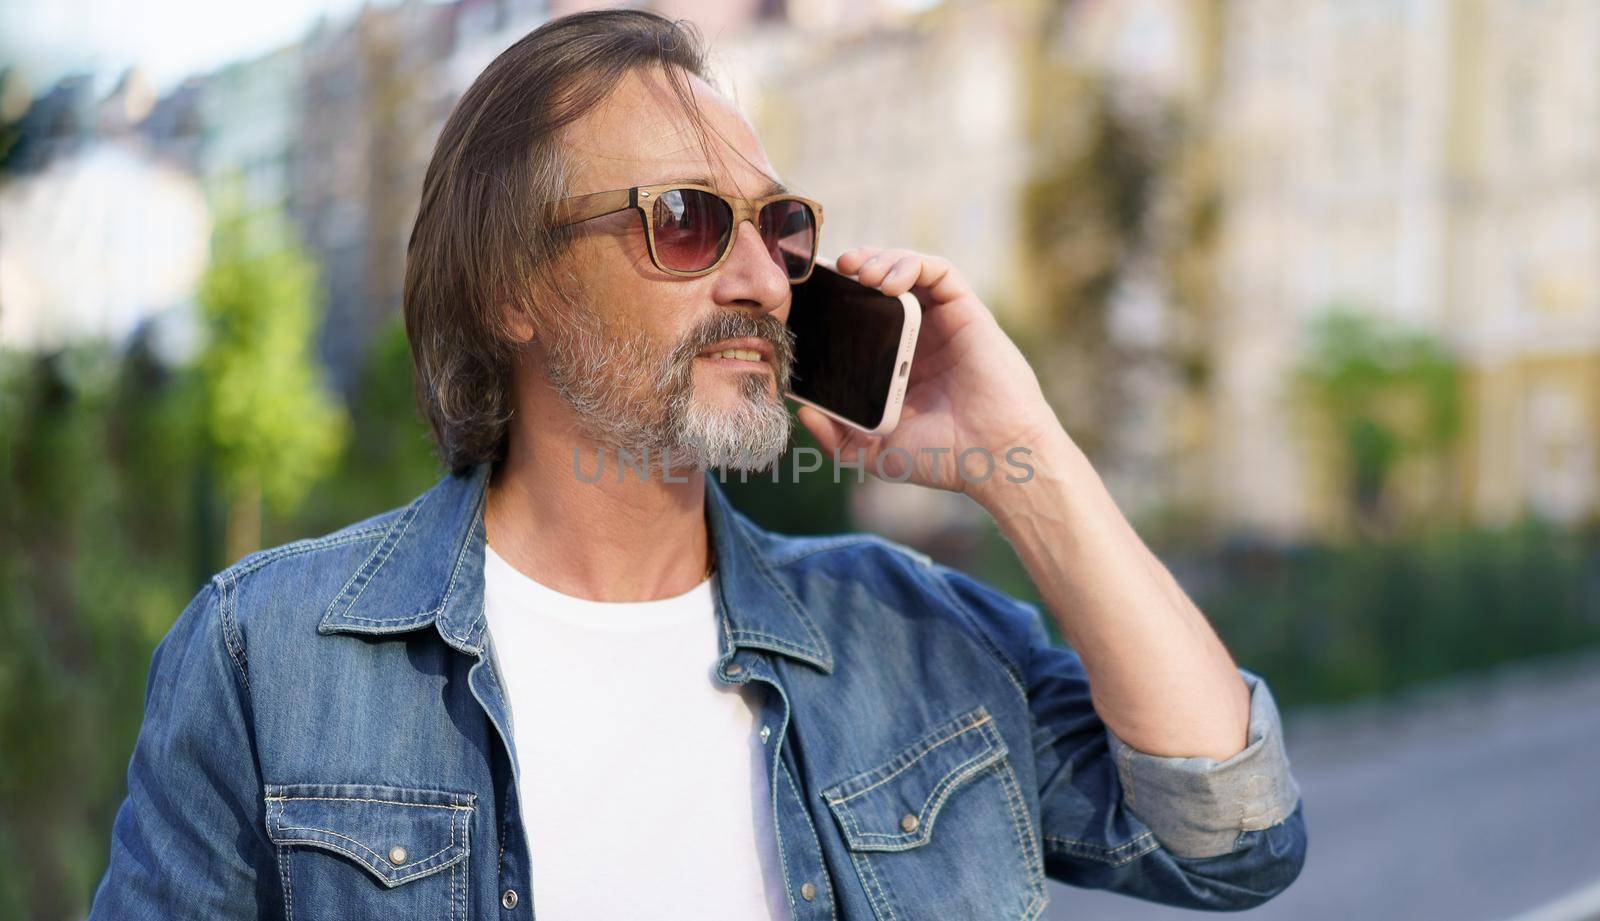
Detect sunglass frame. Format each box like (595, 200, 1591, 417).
(545, 182, 825, 282)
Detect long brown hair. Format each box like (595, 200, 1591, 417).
(404, 9, 726, 475)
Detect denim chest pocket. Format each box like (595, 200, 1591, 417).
(821, 705, 1046, 921)
(264, 783, 474, 920)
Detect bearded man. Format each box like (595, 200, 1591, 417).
(90, 9, 1305, 920)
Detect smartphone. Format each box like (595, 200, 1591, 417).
(785, 254, 921, 436)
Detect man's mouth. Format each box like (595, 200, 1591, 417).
(697, 337, 774, 368)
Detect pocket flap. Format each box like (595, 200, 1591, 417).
(263, 783, 475, 887)
(821, 705, 1007, 851)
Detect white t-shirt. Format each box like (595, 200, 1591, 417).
(481, 542, 792, 920)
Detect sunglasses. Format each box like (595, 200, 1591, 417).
(545, 182, 825, 283)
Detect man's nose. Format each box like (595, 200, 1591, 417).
(715, 219, 791, 315)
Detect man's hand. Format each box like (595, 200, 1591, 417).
(794, 246, 1059, 493)
(797, 246, 1253, 765)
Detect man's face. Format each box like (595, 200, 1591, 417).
(532, 66, 798, 471)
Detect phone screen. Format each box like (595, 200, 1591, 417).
(785, 261, 909, 431)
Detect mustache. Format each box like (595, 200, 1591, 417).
(672, 311, 796, 371)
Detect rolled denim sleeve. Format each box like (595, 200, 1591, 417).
(932, 562, 1307, 910)
(1104, 668, 1301, 859)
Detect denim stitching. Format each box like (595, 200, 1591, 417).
(456, 481, 493, 651)
(460, 811, 471, 921)
(833, 747, 1003, 846)
(743, 666, 799, 914)
(320, 611, 437, 627)
(851, 849, 899, 921)
(824, 711, 993, 805)
(264, 795, 474, 810)
(267, 794, 473, 884)
(730, 627, 820, 645)
(1043, 830, 1159, 866)
(273, 812, 457, 876)
(727, 629, 823, 659)
(1043, 829, 1153, 858)
(731, 516, 833, 668)
(994, 755, 1047, 918)
(227, 526, 390, 582)
(271, 833, 464, 885)
(452, 831, 462, 921)
(274, 796, 295, 921)
(270, 824, 463, 886)
(279, 843, 294, 921)
(767, 743, 796, 914)
(779, 760, 838, 920)
(335, 497, 421, 615)
(215, 572, 251, 693)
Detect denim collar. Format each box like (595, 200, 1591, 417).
(318, 461, 834, 673)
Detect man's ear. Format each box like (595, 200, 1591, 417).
(502, 303, 537, 344)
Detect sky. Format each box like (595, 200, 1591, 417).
(0, 0, 403, 96)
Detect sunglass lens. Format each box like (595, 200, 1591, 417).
(760, 199, 816, 280)
(651, 189, 732, 272)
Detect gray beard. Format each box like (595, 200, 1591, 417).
(541, 307, 796, 473)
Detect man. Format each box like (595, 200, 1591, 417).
(91, 9, 1304, 920)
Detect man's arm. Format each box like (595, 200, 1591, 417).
(800, 246, 1305, 905)
(936, 563, 1305, 909)
(88, 576, 280, 919)
(963, 399, 1305, 898)
(970, 426, 1251, 763)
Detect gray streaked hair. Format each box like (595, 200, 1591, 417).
(403, 9, 729, 475)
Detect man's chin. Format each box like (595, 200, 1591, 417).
(677, 401, 793, 472)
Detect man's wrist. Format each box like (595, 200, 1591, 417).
(963, 419, 1082, 517)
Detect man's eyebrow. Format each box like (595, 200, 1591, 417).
(663, 175, 790, 196)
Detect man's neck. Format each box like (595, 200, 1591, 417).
(484, 427, 712, 603)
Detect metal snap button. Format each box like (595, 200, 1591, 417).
(726, 663, 743, 676)
(759, 725, 771, 743)
(388, 845, 408, 865)
(501, 888, 519, 909)
(801, 881, 817, 901)
(900, 813, 919, 833)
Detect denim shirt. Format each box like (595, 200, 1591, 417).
(90, 461, 1306, 919)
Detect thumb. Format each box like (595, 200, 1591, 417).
(796, 405, 846, 455)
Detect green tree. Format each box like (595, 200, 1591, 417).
(1297, 308, 1462, 535)
(0, 337, 206, 919)
(196, 193, 347, 562)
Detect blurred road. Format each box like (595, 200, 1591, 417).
(1042, 649, 1600, 921)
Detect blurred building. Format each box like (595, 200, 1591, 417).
(1211, 0, 1600, 533)
(14, 0, 1592, 537)
(733, 0, 1038, 329)
(0, 72, 96, 175)
(199, 46, 303, 220)
(297, 0, 460, 397)
(708, 0, 1046, 542)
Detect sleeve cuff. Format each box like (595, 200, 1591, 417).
(1104, 668, 1302, 859)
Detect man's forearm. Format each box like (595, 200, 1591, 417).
(971, 424, 1251, 761)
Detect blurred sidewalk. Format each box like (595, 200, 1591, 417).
(1045, 648, 1600, 921)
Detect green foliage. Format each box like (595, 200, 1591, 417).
(197, 198, 347, 521)
(1297, 308, 1462, 531)
(0, 340, 207, 920)
(1195, 522, 1600, 708)
(272, 317, 444, 544)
